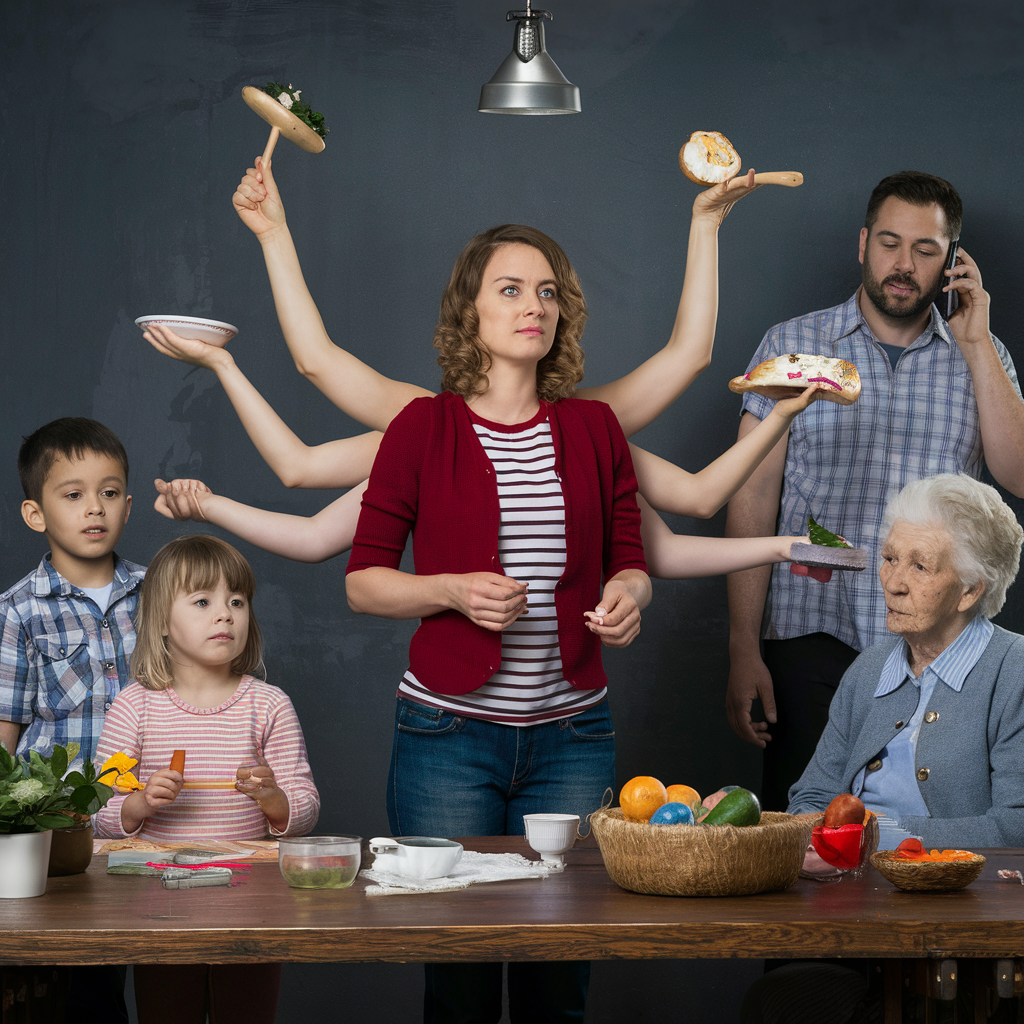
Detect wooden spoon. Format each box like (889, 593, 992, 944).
(242, 86, 326, 163)
(748, 171, 803, 187)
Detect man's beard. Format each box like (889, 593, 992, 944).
(862, 256, 940, 321)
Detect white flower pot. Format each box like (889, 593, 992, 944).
(0, 831, 53, 898)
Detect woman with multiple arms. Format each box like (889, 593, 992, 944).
(146, 156, 822, 575)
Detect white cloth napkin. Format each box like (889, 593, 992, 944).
(361, 850, 558, 896)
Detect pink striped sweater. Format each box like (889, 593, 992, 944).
(93, 676, 319, 841)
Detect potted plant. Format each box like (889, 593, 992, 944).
(0, 742, 113, 898)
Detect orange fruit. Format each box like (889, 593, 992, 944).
(619, 776, 669, 823)
(666, 784, 701, 810)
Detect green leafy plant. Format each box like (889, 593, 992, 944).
(261, 82, 329, 138)
(808, 515, 851, 548)
(0, 743, 113, 834)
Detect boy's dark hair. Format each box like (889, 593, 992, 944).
(18, 418, 130, 502)
(865, 171, 963, 242)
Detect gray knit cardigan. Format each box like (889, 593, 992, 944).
(788, 624, 1024, 848)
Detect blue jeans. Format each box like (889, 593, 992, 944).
(386, 697, 616, 1024)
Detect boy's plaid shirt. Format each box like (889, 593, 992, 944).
(0, 554, 145, 762)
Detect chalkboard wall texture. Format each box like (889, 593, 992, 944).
(3, 1, 1024, 1020)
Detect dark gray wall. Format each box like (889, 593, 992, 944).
(3, 1, 1024, 1020)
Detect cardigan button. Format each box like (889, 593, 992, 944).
(924, 710, 939, 724)
(916, 767, 930, 782)
(895, 721, 904, 729)
(867, 758, 882, 772)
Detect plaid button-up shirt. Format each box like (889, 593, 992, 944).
(0, 554, 145, 762)
(742, 293, 1020, 652)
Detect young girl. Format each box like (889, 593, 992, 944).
(94, 534, 319, 1024)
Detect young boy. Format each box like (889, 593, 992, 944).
(0, 417, 144, 762)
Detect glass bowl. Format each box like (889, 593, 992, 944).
(278, 835, 362, 889)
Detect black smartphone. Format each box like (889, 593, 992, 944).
(936, 238, 960, 320)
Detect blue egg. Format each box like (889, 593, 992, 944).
(649, 802, 695, 826)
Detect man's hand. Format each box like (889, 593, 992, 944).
(725, 648, 777, 747)
(449, 573, 528, 631)
(691, 169, 761, 226)
(232, 156, 287, 239)
(154, 478, 212, 522)
(945, 247, 991, 349)
(585, 580, 642, 648)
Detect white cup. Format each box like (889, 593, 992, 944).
(523, 813, 580, 868)
(368, 836, 463, 880)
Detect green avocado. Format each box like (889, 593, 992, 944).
(701, 787, 762, 827)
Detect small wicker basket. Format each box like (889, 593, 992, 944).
(869, 851, 986, 892)
(589, 808, 813, 897)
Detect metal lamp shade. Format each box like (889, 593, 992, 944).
(479, 20, 580, 114)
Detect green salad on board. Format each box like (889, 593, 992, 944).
(808, 515, 851, 548)
(261, 83, 329, 138)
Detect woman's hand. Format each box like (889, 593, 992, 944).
(154, 478, 212, 522)
(691, 169, 760, 226)
(232, 155, 287, 239)
(449, 573, 528, 631)
(767, 382, 824, 421)
(236, 756, 290, 831)
(142, 322, 232, 372)
(783, 535, 811, 560)
(584, 579, 642, 648)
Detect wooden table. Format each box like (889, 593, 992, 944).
(3, 837, 1024, 969)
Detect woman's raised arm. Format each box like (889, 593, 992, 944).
(632, 385, 821, 518)
(576, 170, 763, 437)
(154, 478, 367, 563)
(145, 323, 382, 489)
(639, 495, 806, 579)
(234, 157, 432, 431)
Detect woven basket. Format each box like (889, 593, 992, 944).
(869, 851, 985, 892)
(590, 808, 813, 897)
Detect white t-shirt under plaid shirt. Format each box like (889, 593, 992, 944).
(397, 407, 607, 724)
(741, 293, 1021, 653)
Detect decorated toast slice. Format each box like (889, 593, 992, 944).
(729, 354, 861, 406)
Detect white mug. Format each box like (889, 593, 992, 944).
(523, 813, 580, 868)
(368, 836, 463, 880)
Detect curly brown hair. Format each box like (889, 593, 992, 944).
(433, 225, 587, 402)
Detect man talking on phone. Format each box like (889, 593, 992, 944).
(725, 170, 1024, 811)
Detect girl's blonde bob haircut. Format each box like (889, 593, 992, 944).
(433, 224, 587, 402)
(131, 535, 264, 690)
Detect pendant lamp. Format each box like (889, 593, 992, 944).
(478, 1, 581, 115)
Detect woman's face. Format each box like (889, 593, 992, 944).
(879, 520, 977, 646)
(473, 243, 560, 368)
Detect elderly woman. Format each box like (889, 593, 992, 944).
(741, 474, 1024, 1024)
(788, 471, 1024, 848)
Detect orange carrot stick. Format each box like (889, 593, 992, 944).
(169, 750, 186, 775)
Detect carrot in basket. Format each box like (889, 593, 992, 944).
(169, 750, 186, 775)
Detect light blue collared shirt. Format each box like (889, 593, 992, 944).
(855, 616, 994, 833)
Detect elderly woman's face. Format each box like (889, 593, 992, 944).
(879, 520, 972, 642)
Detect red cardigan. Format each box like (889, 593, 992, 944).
(346, 391, 647, 696)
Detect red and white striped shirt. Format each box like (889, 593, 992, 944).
(398, 411, 607, 725)
(93, 676, 319, 841)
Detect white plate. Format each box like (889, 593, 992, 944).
(135, 315, 239, 348)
